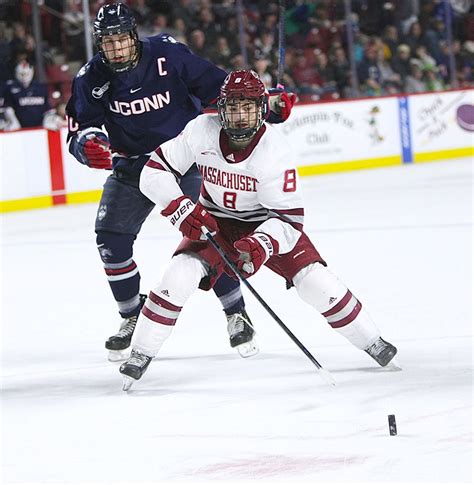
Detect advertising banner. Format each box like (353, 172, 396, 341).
(409, 90, 473, 161)
(281, 97, 402, 172)
(1, 89, 472, 212)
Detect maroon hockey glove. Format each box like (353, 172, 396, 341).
(83, 135, 112, 169)
(279, 92, 297, 121)
(161, 196, 218, 241)
(268, 91, 297, 121)
(234, 232, 279, 278)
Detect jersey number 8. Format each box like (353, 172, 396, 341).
(283, 169, 297, 192)
(223, 191, 237, 209)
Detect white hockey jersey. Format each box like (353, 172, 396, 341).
(141, 114, 305, 254)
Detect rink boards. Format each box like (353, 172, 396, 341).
(1, 88, 472, 212)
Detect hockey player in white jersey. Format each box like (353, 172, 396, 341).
(119, 70, 397, 389)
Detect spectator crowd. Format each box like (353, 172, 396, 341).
(0, 0, 472, 129)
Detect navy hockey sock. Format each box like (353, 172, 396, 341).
(213, 272, 245, 316)
(96, 231, 142, 318)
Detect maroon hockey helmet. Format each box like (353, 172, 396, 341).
(217, 70, 269, 141)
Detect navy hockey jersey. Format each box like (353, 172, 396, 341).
(67, 35, 228, 176)
(4, 79, 50, 128)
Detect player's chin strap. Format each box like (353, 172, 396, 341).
(201, 226, 336, 386)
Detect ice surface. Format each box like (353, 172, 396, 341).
(1, 159, 472, 484)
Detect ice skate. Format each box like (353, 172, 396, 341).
(119, 349, 153, 391)
(105, 315, 137, 362)
(105, 294, 147, 361)
(364, 337, 397, 367)
(227, 310, 259, 358)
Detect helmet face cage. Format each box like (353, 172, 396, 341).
(217, 70, 268, 142)
(94, 3, 139, 73)
(218, 96, 266, 142)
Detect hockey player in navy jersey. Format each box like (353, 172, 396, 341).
(66, 3, 296, 361)
(4, 61, 50, 128)
(0, 81, 20, 131)
(119, 70, 397, 389)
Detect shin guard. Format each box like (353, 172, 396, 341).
(294, 263, 380, 349)
(131, 254, 206, 356)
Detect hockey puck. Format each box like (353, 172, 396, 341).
(388, 414, 397, 436)
(456, 104, 474, 132)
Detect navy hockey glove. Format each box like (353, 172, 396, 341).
(268, 89, 297, 121)
(77, 129, 112, 169)
(161, 196, 218, 241)
(234, 233, 279, 278)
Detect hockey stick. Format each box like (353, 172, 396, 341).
(276, 0, 286, 88)
(202, 229, 336, 386)
(236, 0, 249, 69)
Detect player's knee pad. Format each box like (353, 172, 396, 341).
(293, 262, 348, 314)
(96, 231, 135, 263)
(152, 253, 207, 307)
(135, 255, 206, 357)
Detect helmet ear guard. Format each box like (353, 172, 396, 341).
(93, 3, 140, 73)
(217, 70, 268, 142)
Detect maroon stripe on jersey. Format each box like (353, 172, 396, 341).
(291, 222, 304, 231)
(147, 147, 182, 179)
(153, 146, 167, 162)
(329, 301, 362, 328)
(201, 187, 267, 219)
(154, 147, 180, 176)
(270, 209, 305, 231)
(322, 290, 352, 317)
(273, 208, 305, 216)
(148, 291, 182, 312)
(142, 305, 176, 326)
(104, 262, 137, 276)
(269, 215, 303, 232)
(145, 159, 167, 170)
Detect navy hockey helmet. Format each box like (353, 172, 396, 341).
(93, 3, 140, 73)
(217, 70, 269, 141)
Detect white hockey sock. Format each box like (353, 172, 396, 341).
(132, 253, 207, 357)
(293, 263, 380, 350)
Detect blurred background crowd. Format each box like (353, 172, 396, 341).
(0, 0, 472, 130)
